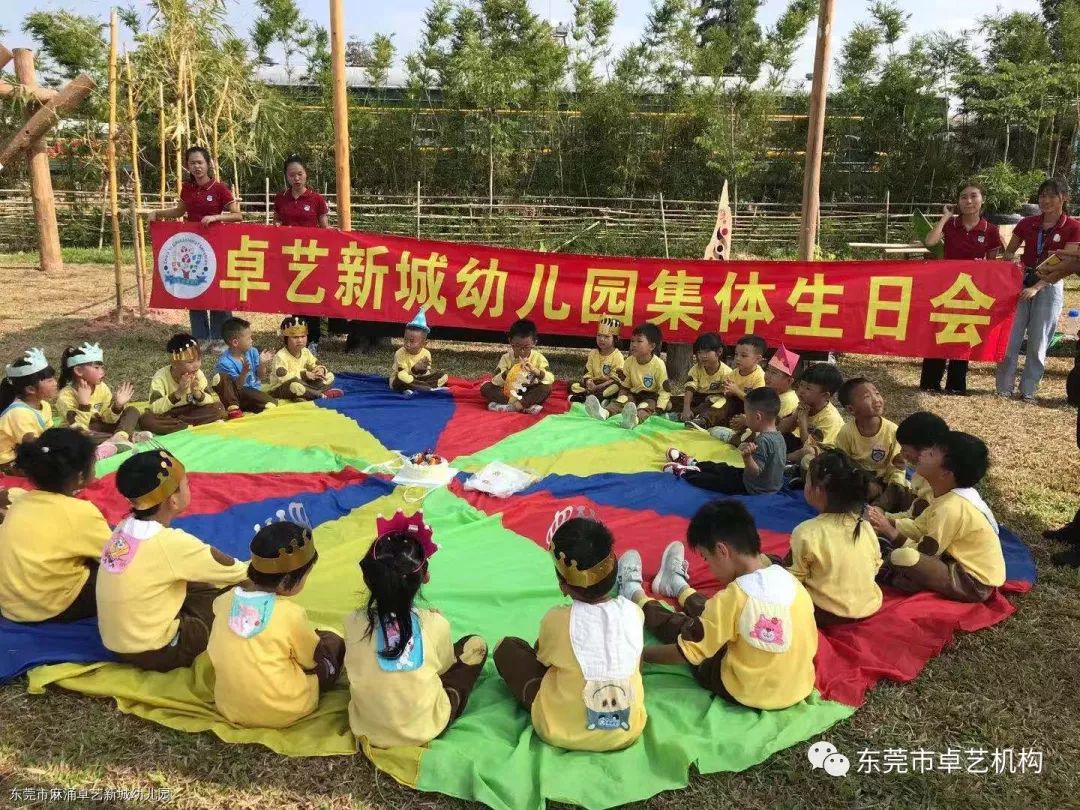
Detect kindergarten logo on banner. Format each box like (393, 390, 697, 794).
(149, 221, 1021, 361)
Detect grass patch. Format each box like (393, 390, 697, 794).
(1, 262, 1078, 808)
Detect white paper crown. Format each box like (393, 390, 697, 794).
(545, 504, 599, 548)
(66, 342, 104, 368)
(252, 501, 313, 536)
(5, 348, 49, 379)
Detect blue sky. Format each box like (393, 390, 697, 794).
(0, 0, 1041, 87)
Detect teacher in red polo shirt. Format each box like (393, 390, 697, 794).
(273, 155, 334, 353)
(995, 178, 1080, 402)
(143, 146, 242, 352)
(921, 182, 1003, 395)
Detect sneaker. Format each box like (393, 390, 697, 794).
(584, 395, 609, 421)
(663, 461, 700, 478)
(94, 443, 118, 462)
(488, 402, 515, 413)
(620, 402, 638, 429)
(525, 404, 544, 416)
(709, 426, 735, 442)
(109, 438, 135, 453)
(616, 550, 645, 601)
(1043, 523, 1080, 543)
(323, 388, 344, 399)
(666, 447, 693, 466)
(685, 418, 709, 433)
(651, 540, 690, 598)
(1051, 544, 1080, 568)
(131, 430, 154, 444)
(943, 389, 969, 397)
(226, 408, 244, 420)
(994, 391, 1013, 399)
(1019, 394, 1037, 404)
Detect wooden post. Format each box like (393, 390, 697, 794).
(797, 0, 836, 261)
(884, 189, 891, 243)
(659, 193, 670, 259)
(0, 74, 95, 169)
(416, 180, 421, 237)
(107, 9, 124, 319)
(125, 52, 148, 315)
(329, 0, 351, 230)
(158, 82, 166, 204)
(11, 49, 63, 272)
(265, 176, 271, 224)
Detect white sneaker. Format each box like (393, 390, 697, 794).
(488, 402, 515, 413)
(131, 430, 154, 444)
(109, 438, 135, 454)
(709, 426, 735, 442)
(651, 541, 690, 598)
(525, 404, 544, 416)
(94, 442, 118, 462)
(584, 395, 609, 421)
(620, 402, 638, 429)
(616, 550, 645, 601)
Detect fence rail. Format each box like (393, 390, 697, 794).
(0, 186, 934, 258)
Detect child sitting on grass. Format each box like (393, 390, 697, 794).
(617, 500, 817, 709)
(481, 319, 555, 415)
(688, 335, 767, 430)
(569, 317, 625, 405)
(780, 362, 845, 465)
(494, 509, 646, 751)
(789, 450, 882, 626)
(665, 387, 786, 496)
(834, 377, 909, 510)
(0, 428, 110, 623)
(586, 323, 670, 429)
(57, 343, 149, 460)
(868, 431, 1005, 603)
(270, 317, 343, 402)
(390, 308, 448, 394)
(0, 349, 57, 474)
(212, 317, 277, 418)
(207, 512, 345, 729)
(96, 449, 248, 671)
(139, 335, 227, 436)
(672, 332, 730, 424)
(345, 511, 487, 748)
(889, 411, 948, 522)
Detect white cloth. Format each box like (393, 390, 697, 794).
(953, 487, 999, 534)
(463, 461, 538, 498)
(568, 597, 643, 681)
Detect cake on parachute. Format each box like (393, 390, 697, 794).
(400, 451, 450, 483)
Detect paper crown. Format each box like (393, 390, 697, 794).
(129, 449, 186, 511)
(768, 345, 801, 377)
(281, 317, 309, 338)
(374, 510, 438, 564)
(5, 348, 49, 379)
(169, 338, 200, 362)
(597, 317, 623, 337)
(251, 502, 317, 575)
(546, 505, 614, 588)
(406, 307, 430, 335)
(66, 342, 104, 368)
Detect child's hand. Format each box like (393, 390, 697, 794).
(178, 372, 195, 393)
(239, 355, 251, 377)
(891, 454, 907, 470)
(74, 378, 93, 406)
(739, 440, 757, 457)
(113, 381, 134, 408)
(259, 349, 275, 365)
(201, 214, 220, 226)
(866, 506, 895, 537)
(730, 414, 746, 432)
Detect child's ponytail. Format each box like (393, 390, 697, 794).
(0, 377, 15, 411)
(58, 346, 79, 389)
(359, 532, 427, 659)
(808, 449, 874, 540)
(15, 427, 96, 493)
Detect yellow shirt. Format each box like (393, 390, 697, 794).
(207, 588, 323, 728)
(729, 364, 766, 394)
(788, 513, 883, 619)
(835, 418, 906, 485)
(491, 349, 555, 387)
(147, 366, 218, 415)
(0, 400, 53, 465)
(777, 389, 799, 419)
(96, 517, 248, 653)
(618, 355, 671, 409)
(584, 349, 625, 382)
(895, 491, 1006, 587)
(532, 602, 647, 752)
(390, 346, 434, 382)
(271, 346, 323, 382)
(794, 402, 844, 446)
(344, 607, 456, 748)
(677, 566, 817, 710)
(0, 490, 111, 622)
(685, 361, 731, 406)
(56, 383, 123, 431)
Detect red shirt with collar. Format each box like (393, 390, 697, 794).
(273, 187, 329, 228)
(180, 180, 234, 222)
(941, 216, 1002, 259)
(1012, 213, 1080, 268)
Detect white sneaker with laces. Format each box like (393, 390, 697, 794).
(584, 395, 609, 421)
(131, 430, 154, 444)
(488, 402, 514, 412)
(525, 404, 544, 416)
(651, 541, 690, 598)
(620, 402, 638, 429)
(616, 550, 645, 602)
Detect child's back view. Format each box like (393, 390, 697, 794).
(494, 509, 646, 751)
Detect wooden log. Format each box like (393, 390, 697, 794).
(329, 0, 351, 230)
(107, 10, 124, 318)
(797, 0, 836, 261)
(0, 73, 95, 169)
(0, 44, 12, 72)
(0, 80, 58, 103)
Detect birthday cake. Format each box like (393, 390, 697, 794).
(401, 452, 449, 483)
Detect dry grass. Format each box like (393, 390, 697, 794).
(1, 261, 1079, 809)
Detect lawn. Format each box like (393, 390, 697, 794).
(1, 257, 1078, 809)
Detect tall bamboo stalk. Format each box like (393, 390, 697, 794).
(107, 9, 124, 320)
(210, 76, 229, 169)
(125, 52, 147, 315)
(158, 82, 166, 204)
(330, 0, 351, 230)
(175, 52, 185, 195)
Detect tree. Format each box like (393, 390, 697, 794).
(869, 1, 908, 52)
(250, 0, 324, 83)
(22, 10, 108, 84)
(695, 0, 765, 79)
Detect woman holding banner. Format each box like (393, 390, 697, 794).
(920, 183, 1002, 395)
(995, 178, 1080, 402)
(273, 155, 336, 354)
(143, 146, 242, 353)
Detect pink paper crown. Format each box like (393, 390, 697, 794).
(545, 504, 598, 548)
(768, 344, 801, 377)
(376, 509, 438, 561)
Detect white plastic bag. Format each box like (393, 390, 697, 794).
(463, 461, 538, 498)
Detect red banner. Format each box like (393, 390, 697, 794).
(150, 221, 1019, 360)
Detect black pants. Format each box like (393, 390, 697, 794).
(682, 461, 748, 494)
(920, 358, 968, 393)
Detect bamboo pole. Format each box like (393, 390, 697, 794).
(158, 82, 166, 204)
(797, 0, 836, 261)
(329, 0, 351, 230)
(416, 180, 421, 237)
(659, 192, 670, 259)
(210, 76, 229, 171)
(264, 176, 270, 224)
(174, 53, 185, 196)
(107, 9, 124, 319)
(10, 50, 64, 273)
(125, 52, 147, 316)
